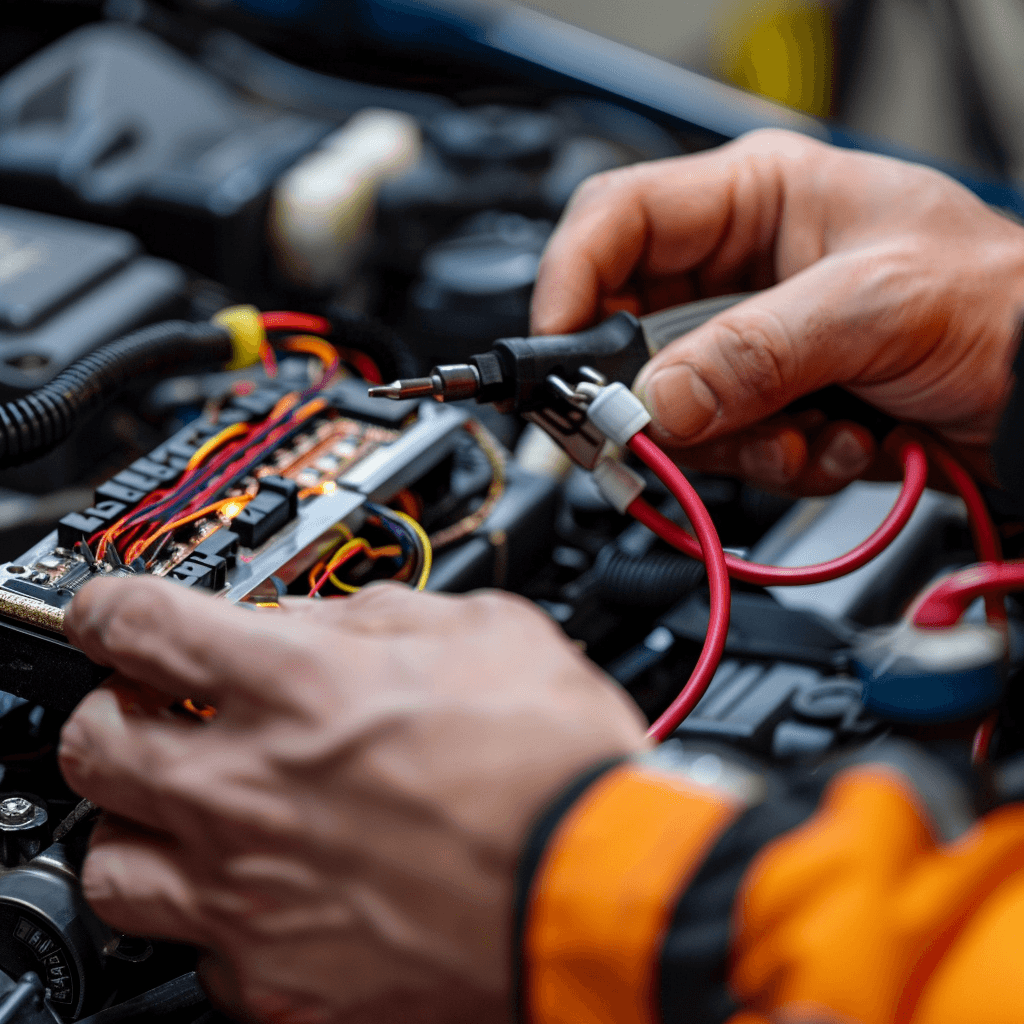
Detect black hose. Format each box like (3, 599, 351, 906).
(593, 546, 705, 606)
(325, 307, 422, 380)
(0, 321, 232, 468)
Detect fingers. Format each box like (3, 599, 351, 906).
(630, 252, 892, 447)
(531, 129, 823, 335)
(67, 576, 329, 703)
(672, 419, 877, 495)
(81, 814, 202, 943)
(59, 686, 203, 830)
(284, 583, 477, 636)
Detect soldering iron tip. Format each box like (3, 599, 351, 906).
(367, 377, 438, 400)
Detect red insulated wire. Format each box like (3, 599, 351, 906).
(972, 711, 998, 766)
(626, 432, 731, 742)
(926, 444, 1002, 563)
(630, 438, 928, 587)
(912, 561, 1024, 628)
(924, 440, 1005, 623)
(338, 347, 384, 385)
(260, 311, 332, 335)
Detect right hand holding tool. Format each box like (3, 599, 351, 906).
(532, 128, 1024, 493)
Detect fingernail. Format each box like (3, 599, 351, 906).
(634, 365, 718, 442)
(819, 428, 871, 479)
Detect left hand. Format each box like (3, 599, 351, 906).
(58, 576, 646, 1024)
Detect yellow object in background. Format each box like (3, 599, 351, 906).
(714, 1, 834, 116)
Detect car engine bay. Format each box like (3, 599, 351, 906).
(0, 4, 1022, 1024)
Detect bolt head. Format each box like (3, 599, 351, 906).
(0, 797, 35, 824)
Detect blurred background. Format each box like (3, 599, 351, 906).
(528, 0, 1024, 182)
(0, 0, 1020, 561)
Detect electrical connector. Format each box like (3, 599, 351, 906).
(586, 382, 651, 446)
(213, 304, 265, 371)
(592, 458, 647, 514)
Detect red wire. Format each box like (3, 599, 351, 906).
(338, 347, 384, 385)
(260, 311, 332, 335)
(260, 312, 383, 383)
(912, 560, 1024, 627)
(626, 432, 731, 742)
(924, 441, 1005, 623)
(631, 439, 928, 586)
(972, 711, 998, 766)
(309, 545, 365, 596)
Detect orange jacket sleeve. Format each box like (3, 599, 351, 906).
(514, 740, 1024, 1024)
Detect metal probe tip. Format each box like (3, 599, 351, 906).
(367, 377, 437, 400)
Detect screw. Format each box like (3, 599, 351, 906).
(0, 798, 35, 825)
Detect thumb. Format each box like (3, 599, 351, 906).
(633, 259, 875, 446)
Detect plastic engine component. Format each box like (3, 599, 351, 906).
(854, 620, 1006, 722)
(0, 24, 330, 291)
(0, 206, 185, 395)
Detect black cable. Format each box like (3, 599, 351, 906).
(593, 546, 706, 606)
(0, 321, 231, 469)
(75, 973, 207, 1024)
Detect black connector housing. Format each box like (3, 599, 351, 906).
(481, 311, 648, 409)
(232, 491, 294, 549)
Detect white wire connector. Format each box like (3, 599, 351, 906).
(586, 382, 651, 446)
(592, 458, 646, 514)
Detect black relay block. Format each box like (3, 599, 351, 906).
(195, 530, 239, 567)
(56, 501, 127, 549)
(232, 491, 293, 549)
(0, 205, 185, 395)
(169, 551, 227, 589)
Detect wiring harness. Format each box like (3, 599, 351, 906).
(74, 309, 445, 597)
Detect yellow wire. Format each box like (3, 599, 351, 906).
(186, 422, 249, 471)
(313, 538, 372, 592)
(326, 543, 404, 592)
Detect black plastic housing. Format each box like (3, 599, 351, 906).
(0, 24, 330, 292)
(0, 206, 186, 396)
(485, 311, 649, 409)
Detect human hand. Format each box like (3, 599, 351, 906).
(532, 129, 1024, 492)
(58, 577, 646, 1024)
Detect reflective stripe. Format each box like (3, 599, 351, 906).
(523, 763, 742, 1024)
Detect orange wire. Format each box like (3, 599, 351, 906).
(278, 336, 340, 384)
(125, 495, 253, 565)
(186, 422, 250, 472)
(391, 489, 422, 519)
